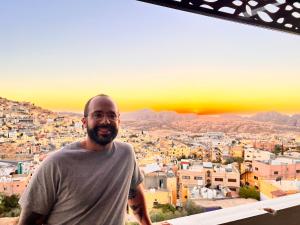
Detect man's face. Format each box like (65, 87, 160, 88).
(83, 97, 120, 146)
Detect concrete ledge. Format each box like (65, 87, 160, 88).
(157, 193, 300, 225)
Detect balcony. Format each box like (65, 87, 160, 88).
(155, 193, 300, 225)
(1, 194, 300, 225)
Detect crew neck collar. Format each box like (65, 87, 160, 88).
(75, 141, 116, 156)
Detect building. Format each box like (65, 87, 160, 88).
(0, 174, 29, 195)
(260, 179, 300, 200)
(141, 164, 177, 211)
(177, 162, 240, 203)
(244, 148, 275, 162)
(243, 157, 300, 189)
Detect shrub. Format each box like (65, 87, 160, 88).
(0, 194, 21, 217)
(239, 186, 260, 200)
(185, 200, 204, 215)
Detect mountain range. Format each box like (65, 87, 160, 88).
(1, 97, 300, 133)
(121, 109, 300, 128)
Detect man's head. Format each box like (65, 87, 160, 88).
(82, 94, 120, 146)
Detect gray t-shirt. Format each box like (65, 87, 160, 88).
(19, 141, 143, 225)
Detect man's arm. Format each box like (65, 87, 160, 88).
(18, 208, 47, 225)
(18, 153, 59, 225)
(128, 183, 152, 225)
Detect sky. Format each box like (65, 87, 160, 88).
(0, 0, 299, 114)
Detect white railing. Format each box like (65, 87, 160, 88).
(155, 193, 300, 225)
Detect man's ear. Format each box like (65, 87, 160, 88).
(81, 117, 87, 129)
(117, 113, 121, 125)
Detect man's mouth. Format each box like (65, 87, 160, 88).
(97, 127, 112, 135)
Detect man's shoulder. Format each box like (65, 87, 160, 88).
(61, 141, 81, 151)
(43, 142, 81, 161)
(114, 140, 133, 149)
(114, 141, 134, 153)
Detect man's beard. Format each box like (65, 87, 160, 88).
(87, 124, 118, 146)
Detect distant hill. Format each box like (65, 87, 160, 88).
(121, 109, 300, 128)
(120, 110, 300, 133)
(121, 109, 198, 122)
(250, 111, 300, 127)
(58, 111, 82, 117)
(0, 97, 53, 115)
(2, 96, 300, 134)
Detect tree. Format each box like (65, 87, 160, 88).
(212, 158, 222, 163)
(150, 203, 187, 222)
(185, 200, 204, 215)
(274, 145, 282, 155)
(239, 186, 260, 200)
(125, 222, 139, 225)
(233, 157, 244, 164)
(149, 201, 203, 222)
(223, 157, 234, 165)
(150, 210, 166, 222)
(0, 194, 21, 217)
(154, 203, 176, 213)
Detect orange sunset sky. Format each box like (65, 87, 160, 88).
(1, 1, 299, 115)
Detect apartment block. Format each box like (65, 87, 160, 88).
(177, 162, 240, 200)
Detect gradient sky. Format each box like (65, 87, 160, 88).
(0, 0, 299, 114)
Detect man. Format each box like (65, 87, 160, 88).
(18, 94, 152, 225)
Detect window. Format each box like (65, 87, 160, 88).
(159, 179, 164, 188)
(228, 179, 237, 182)
(215, 178, 223, 181)
(194, 176, 202, 180)
(254, 176, 258, 180)
(206, 171, 211, 177)
(274, 171, 279, 175)
(182, 176, 190, 179)
(296, 170, 300, 173)
(255, 167, 258, 171)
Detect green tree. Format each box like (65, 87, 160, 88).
(239, 186, 260, 200)
(233, 157, 244, 164)
(150, 203, 188, 222)
(154, 203, 176, 213)
(212, 158, 222, 163)
(0, 194, 21, 217)
(185, 200, 204, 215)
(150, 201, 203, 222)
(150, 210, 166, 222)
(125, 222, 139, 225)
(223, 157, 234, 165)
(274, 145, 282, 155)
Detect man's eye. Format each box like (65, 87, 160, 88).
(93, 113, 103, 118)
(107, 114, 117, 119)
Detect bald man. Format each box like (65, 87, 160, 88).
(18, 94, 152, 225)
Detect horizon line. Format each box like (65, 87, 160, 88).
(1, 96, 300, 117)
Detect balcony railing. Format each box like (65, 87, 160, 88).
(155, 193, 300, 225)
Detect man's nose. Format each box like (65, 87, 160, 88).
(98, 115, 111, 124)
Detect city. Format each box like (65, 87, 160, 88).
(1, 97, 300, 224)
(1, 1, 299, 224)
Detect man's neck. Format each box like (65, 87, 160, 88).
(81, 138, 113, 152)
